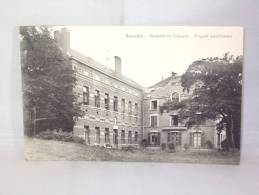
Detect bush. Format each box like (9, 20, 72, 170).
(184, 144, 189, 150)
(72, 136, 85, 144)
(161, 143, 167, 151)
(35, 130, 84, 144)
(140, 139, 148, 148)
(121, 145, 136, 152)
(167, 143, 175, 152)
(205, 141, 214, 149)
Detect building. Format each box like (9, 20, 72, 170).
(55, 28, 143, 148)
(142, 74, 225, 150)
(55, 28, 224, 149)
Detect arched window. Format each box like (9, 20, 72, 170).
(171, 92, 180, 103)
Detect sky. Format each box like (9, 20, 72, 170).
(67, 26, 243, 87)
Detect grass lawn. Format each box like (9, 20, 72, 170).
(24, 137, 240, 164)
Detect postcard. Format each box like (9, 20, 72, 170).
(20, 26, 243, 164)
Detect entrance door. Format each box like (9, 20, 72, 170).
(167, 132, 181, 146)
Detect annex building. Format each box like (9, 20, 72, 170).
(55, 28, 226, 149)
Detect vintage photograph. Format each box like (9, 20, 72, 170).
(21, 26, 243, 164)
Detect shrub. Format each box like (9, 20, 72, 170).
(36, 130, 84, 144)
(140, 139, 148, 148)
(161, 143, 167, 151)
(121, 145, 136, 152)
(205, 141, 214, 149)
(72, 136, 85, 144)
(184, 144, 189, 150)
(221, 139, 229, 152)
(167, 143, 175, 152)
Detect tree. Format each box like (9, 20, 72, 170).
(181, 53, 242, 149)
(20, 26, 82, 135)
(160, 53, 242, 149)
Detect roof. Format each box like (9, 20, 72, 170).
(69, 49, 143, 90)
(149, 75, 181, 88)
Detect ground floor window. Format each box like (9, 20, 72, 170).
(121, 130, 125, 144)
(134, 131, 138, 144)
(95, 127, 100, 144)
(113, 129, 118, 145)
(167, 132, 181, 146)
(84, 125, 90, 144)
(104, 128, 110, 144)
(216, 130, 226, 149)
(190, 132, 203, 148)
(128, 131, 132, 144)
(148, 132, 160, 146)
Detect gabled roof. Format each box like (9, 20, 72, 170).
(149, 75, 181, 88)
(69, 49, 143, 91)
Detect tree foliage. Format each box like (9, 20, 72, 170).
(160, 53, 242, 149)
(180, 53, 243, 148)
(20, 26, 82, 134)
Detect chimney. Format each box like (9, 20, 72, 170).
(171, 71, 177, 78)
(114, 56, 121, 76)
(54, 28, 70, 54)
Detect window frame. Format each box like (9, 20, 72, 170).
(150, 99, 159, 111)
(150, 114, 159, 128)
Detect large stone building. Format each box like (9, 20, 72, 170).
(55, 28, 143, 148)
(55, 28, 225, 149)
(142, 75, 226, 149)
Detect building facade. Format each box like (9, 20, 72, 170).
(55, 28, 143, 148)
(55, 28, 224, 149)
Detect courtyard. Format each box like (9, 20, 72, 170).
(24, 137, 240, 164)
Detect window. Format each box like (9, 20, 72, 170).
(113, 96, 118, 111)
(134, 131, 138, 143)
(113, 129, 118, 145)
(150, 100, 158, 110)
(94, 90, 100, 108)
(121, 99, 125, 113)
(121, 130, 125, 144)
(171, 115, 179, 126)
(150, 115, 158, 128)
(104, 128, 110, 144)
(104, 93, 109, 110)
(83, 86, 89, 105)
(128, 101, 132, 115)
(148, 132, 160, 146)
(128, 131, 132, 144)
(171, 92, 179, 103)
(134, 103, 138, 115)
(84, 125, 90, 144)
(193, 132, 201, 148)
(168, 132, 181, 146)
(95, 127, 100, 144)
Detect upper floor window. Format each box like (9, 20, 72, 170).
(150, 115, 158, 128)
(128, 131, 132, 144)
(94, 90, 100, 108)
(150, 100, 158, 110)
(171, 92, 180, 103)
(121, 130, 125, 144)
(171, 115, 179, 126)
(121, 98, 125, 113)
(134, 131, 138, 143)
(104, 93, 109, 110)
(83, 86, 89, 105)
(113, 96, 118, 111)
(128, 101, 132, 115)
(134, 103, 138, 115)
